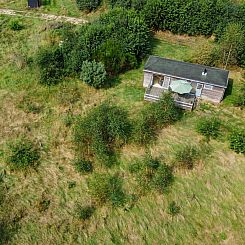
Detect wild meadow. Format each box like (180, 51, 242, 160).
(0, 1, 245, 244)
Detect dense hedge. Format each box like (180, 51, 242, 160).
(62, 8, 151, 77)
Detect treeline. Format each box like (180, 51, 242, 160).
(36, 8, 151, 86)
(80, 0, 245, 37)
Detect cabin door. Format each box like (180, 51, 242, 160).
(196, 83, 203, 97)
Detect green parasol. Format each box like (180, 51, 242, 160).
(170, 80, 192, 94)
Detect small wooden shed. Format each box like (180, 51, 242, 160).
(28, 0, 41, 8)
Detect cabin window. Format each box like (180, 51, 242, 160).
(204, 84, 213, 90)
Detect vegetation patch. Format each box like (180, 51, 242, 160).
(229, 129, 245, 154)
(74, 102, 131, 166)
(7, 138, 40, 171)
(88, 173, 126, 206)
(196, 116, 221, 141)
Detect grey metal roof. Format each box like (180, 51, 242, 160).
(144, 56, 229, 87)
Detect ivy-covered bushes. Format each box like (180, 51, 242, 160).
(229, 129, 245, 154)
(76, 0, 101, 12)
(80, 60, 107, 88)
(74, 102, 131, 165)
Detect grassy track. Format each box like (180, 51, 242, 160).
(0, 16, 244, 245)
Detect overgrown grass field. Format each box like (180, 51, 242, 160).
(0, 15, 245, 245)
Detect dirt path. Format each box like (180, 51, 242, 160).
(0, 8, 88, 25)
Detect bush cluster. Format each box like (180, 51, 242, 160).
(74, 102, 131, 165)
(133, 93, 181, 145)
(36, 46, 64, 85)
(80, 60, 107, 88)
(174, 145, 199, 169)
(88, 173, 126, 206)
(130, 154, 174, 193)
(76, 0, 101, 12)
(196, 117, 221, 140)
(229, 129, 245, 154)
(7, 138, 40, 170)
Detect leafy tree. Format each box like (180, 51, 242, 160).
(76, 0, 101, 12)
(7, 138, 40, 170)
(80, 60, 107, 88)
(229, 129, 245, 154)
(219, 22, 245, 67)
(196, 117, 221, 140)
(88, 173, 126, 206)
(36, 46, 64, 85)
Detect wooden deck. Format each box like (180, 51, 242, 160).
(144, 85, 196, 110)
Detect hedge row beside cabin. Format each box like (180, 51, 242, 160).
(143, 56, 229, 109)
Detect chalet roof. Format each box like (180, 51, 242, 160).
(144, 56, 229, 88)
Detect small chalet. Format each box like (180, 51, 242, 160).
(28, 0, 41, 8)
(143, 56, 229, 110)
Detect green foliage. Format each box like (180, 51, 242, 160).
(196, 117, 221, 140)
(168, 201, 180, 216)
(36, 46, 64, 85)
(7, 138, 40, 170)
(233, 82, 245, 108)
(9, 19, 24, 31)
(74, 159, 93, 174)
(130, 154, 174, 193)
(76, 0, 101, 12)
(142, 0, 244, 37)
(133, 93, 181, 145)
(151, 164, 174, 193)
(174, 145, 199, 169)
(76, 205, 95, 220)
(74, 102, 131, 164)
(62, 8, 151, 78)
(218, 22, 245, 67)
(88, 173, 126, 206)
(229, 129, 245, 154)
(80, 60, 107, 88)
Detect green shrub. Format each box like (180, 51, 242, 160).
(151, 164, 174, 193)
(233, 83, 245, 108)
(9, 19, 24, 31)
(7, 138, 40, 170)
(36, 46, 64, 85)
(229, 129, 245, 154)
(74, 102, 131, 164)
(196, 117, 221, 140)
(80, 60, 107, 88)
(76, 0, 101, 12)
(130, 154, 174, 193)
(133, 93, 181, 145)
(76, 205, 95, 220)
(88, 173, 126, 206)
(74, 159, 93, 174)
(167, 201, 180, 216)
(174, 145, 199, 169)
